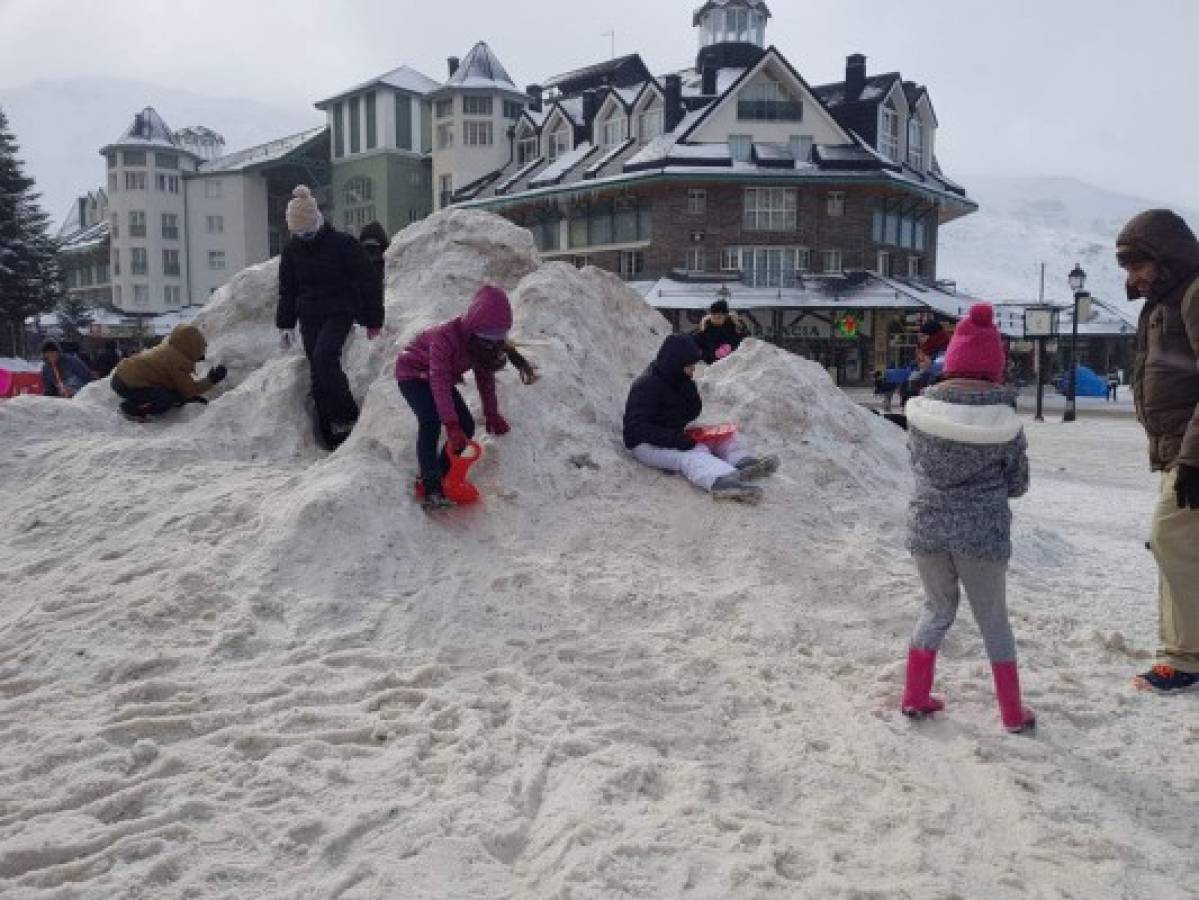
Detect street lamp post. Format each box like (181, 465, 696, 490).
(1063, 263, 1087, 423)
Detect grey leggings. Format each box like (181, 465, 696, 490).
(912, 553, 1017, 662)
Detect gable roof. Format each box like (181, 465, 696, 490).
(814, 72, 902, 107)
(904, 82, 938, 127)
(678, 47, 852, 145)
(197, 127, 328, 175)
(446, 41, 518, 90)
(543, 54, 654, 94)
(692, 0, 772, 26)
(102, 107, 188, 155)
(316, 65, 441, 108)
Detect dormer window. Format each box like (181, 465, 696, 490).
(600, 113, 627, 148)
(548, 125, 570, 161)
(637, 105, 663, 144)
(517, 132, 539, 165)
(879, 106, 900, 162)
(907, 117, 925, 170)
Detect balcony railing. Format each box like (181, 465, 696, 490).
(737, 100, 804, 122)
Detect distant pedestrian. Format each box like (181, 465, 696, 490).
(94, 340, 122, 378)
(899, 303, 1035, 733)
(359, 221, 388, 294)
(39, 340, 93, 398)
(1117, 209, 1199, 692)
(1107, 370, 1120, 402)
(693, 298, 746, 365)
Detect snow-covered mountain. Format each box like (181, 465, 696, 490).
(939, 175, 1199, 310)
(0, 77, 321, 229)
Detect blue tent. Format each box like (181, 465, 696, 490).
(1056, 365, 1107, 397)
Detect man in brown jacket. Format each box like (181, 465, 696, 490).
(1117, 209, 1199, 692)
(110, 324, 226, 421)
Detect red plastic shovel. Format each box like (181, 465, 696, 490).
(684, 423, 738, 445)
(414, 440, 485, 505)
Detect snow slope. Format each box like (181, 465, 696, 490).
(939, 175, 1199, 310)
(1, 209, 1196, 898)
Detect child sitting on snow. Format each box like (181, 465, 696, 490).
(394, 285, 535, 510)
(899, 303, 1035, 734)
(623, 333, 777, 503)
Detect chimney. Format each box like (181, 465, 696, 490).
(846, 53, 867, 99)
(526, 84, 543, 113)
(664, 74, 683, 133)
(702, 66, 717, 96)
(447, 56, 461, 78)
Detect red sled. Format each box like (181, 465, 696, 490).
(684, 423, 738, 445)
(414, 440, 485, 505)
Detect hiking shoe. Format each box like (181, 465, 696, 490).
(1134, 665, 1199, 693)
(421, 491, 455, 511)
(711, 475, 763, 504)
(735, 455, 780, 481)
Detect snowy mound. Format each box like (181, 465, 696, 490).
(9, 209, 1191, 898)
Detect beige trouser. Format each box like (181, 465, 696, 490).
(1150, 469, 1199, 672)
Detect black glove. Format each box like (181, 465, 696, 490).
(207, 365, 228, 385)
(1175, 464, 1199, 510)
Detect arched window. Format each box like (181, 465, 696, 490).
(344, 176, 372, 206)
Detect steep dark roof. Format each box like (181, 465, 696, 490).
(692, 0, 772, 26)
(813, 72, 901, 107)
(447, 42, 517, 90)
(543, 54, 654, 94)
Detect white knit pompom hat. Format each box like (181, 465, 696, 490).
(286, 185, 321, 235)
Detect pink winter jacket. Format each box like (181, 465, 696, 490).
(394, 285, 513, 426)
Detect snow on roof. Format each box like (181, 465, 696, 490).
(496, 157, 546, 194)
(753, 142, 792, 162)
(524, 107, 550, 129)
(544, 54, 643, 90)
(530, 142, 597, 187)
(104, 107, 184, 153)
(446, 42, 517, 90)
(198, 127, 327, 175)
(316, 65, 442, 107)
(555, 97, 584, 125)
(59, 220, 110, 254)
(585, 139, 636, 177)
(613, 85, 643, 107)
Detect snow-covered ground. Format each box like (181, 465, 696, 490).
(1, 210, 1197, 899)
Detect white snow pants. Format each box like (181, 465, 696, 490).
(631, 433, 749, 492)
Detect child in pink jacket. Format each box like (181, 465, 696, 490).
(395, 285, 522, 509)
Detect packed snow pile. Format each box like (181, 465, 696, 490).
(0, 210, 1192, 899)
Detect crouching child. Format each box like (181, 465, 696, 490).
(623, 334, 777, 503)
(111, 324, 226, 421)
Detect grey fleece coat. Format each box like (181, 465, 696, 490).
(905, 382, 1030, 561)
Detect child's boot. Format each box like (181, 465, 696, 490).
(901, 647, 944, 719)
(735, 455, 780, 480)
(991, 660, 1036, 733)
(711, 475, 763, 503)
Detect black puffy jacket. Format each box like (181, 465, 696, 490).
(694, 316, 744, 364)
(277, 223, 384, 329)
(623, 334, 704, 450)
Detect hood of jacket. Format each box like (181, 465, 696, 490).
(461, 285, 513, 339)
(1117, 210, 1199, 297)
(652, 334, 703, 379)
(906, 390, 1022, 446)
(167, 324, 207, 363)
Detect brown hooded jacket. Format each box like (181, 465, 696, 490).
(113, 325, 215, 399)
(1117, 209, 1199, 470)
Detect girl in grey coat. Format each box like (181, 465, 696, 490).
(900, 304, 1036, 733)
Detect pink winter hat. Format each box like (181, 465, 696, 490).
(943, 303, 1007, 383)
(285, 185, 321, 234)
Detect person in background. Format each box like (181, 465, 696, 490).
(40, 340, 93, 398)
(359, 221, 388, 292)
(277, 185, 384, 450)
(1107, 370, 1121, 403)
(395, 284, 528, 511)
(899, 303, 1034, 733)
(918, 319, 950, 360)
(1117, 208, 1199, 692)
(624, 334, 778, 503)
(110, 324, 226, 420)
(694, 299, 746, 365)
(94, 340, 122, 379)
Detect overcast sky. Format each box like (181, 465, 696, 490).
(1, 0, 1196, 207)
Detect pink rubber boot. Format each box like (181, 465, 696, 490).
(901, 647, 945, 718)
(991, 661, 1036, 734)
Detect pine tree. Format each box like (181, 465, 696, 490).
(56, 291, 94, 339)
(0, 106, 60, 357)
